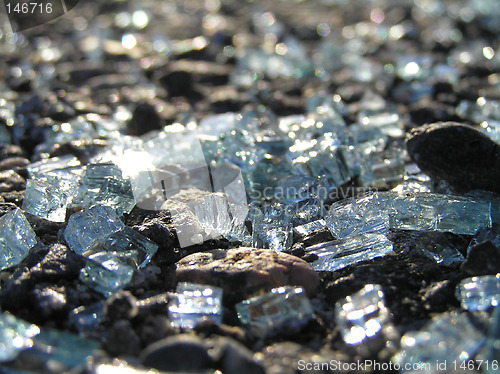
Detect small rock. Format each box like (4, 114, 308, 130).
(210, 337, 266, 374)
(105, 320, 142, 357)
(128, 102, 162, 136)
(461, 241, 500, 276)
(30, 244, 85, 282)
(406, 122, 500, 193)
(176, 248, 320, 301)
(140, 335, 214, 372)
(30, 286, 67, 319)
(103, 291, 139, 322)
(0, 170, 26, 192)
(0, 157, 29, 171)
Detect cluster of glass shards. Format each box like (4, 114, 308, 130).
(63, 205, 158, 296)
(168, 283, 223, 329)
(392, 312, 485, 371)
(236, 286, 313, 335)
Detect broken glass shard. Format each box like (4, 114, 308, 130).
(63, 205, 125, 256)
(390, 195, 438, 231)
(480, 120, 500, 144)
(0, 312, 40, 362)
(306, 92, 347, 118)
(412, 231, 464, 266)
(456, 274, 500, 311)
(325, 194, 390, 239)
(358, 106, 404, 138)
(76, 162, 136, 215)
(392, 312, 485, 370)
(22, 177, 78, 222)
(14, 329, 99, 372)
(80, 252, 135, 296)
(27, 155, 82, 180)
(359, 147, 405, 188)
(197, 113, 238, 140)
(68, 302, 104, 336)
(294, 219, 327, 236)
(390, 193, 492, 234)
(44, 116, 97, 146)
(335, 284, 396, 347)
(97, 226, 158, 269)
(435, 195, 492, 235)
(251, 203, 293, 252)
(296, 147, 351, 189)
(396, 55, 433, 81)
(194, 193, 248, 242)
(168, 282, 223, 329)
(307, 233, 394, 272)
(0, 208, 38, 271)
(477, 306, 500, 373)
(236, 286, 313, 335)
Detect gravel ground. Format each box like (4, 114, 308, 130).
(0, 0, 499, 373)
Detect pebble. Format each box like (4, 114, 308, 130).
(176, 247, 320, 301)
(406, 122, 500, 193)
(461, 241, 500, 276)
(140, 334, 214, 372)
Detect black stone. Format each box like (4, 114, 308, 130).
(127, 102, 162, 136)
(140, 335, 214, 372)
(211, 337, 266, 374)
(461, 241, 500, 276)
(406, 122, 500, 193)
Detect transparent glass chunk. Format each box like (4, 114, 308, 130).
(168, 282, 223, 329)
(27, 155, 82, 180)
(434, 195, 492, 235)
(477, 306, 500, 373)
(396, 55, 433, 81)
(307, 233, 394, 272)
(392, 312, 485, 371)
(480, 120, 500, 144)
(325, 194, 390, 239)
(357, 106, 404, 138)
(0, 208, 38, 271)
(412, 232, 464, 266)
(335, 284, 393, 345)
(236, 286, 313, 335)
(68, 302, 105, 336)
(387, 193, 492, 235)
(390, 195, 438, 231)
(456, 274, 500, 311)
(63, 205, 125, 256)
(194, 193, 248, 242)
(44, 116, 97, 146)
(76, 162, 136, 215)
(296, 147, 351, 189)
(359, 147, 405, 188)
(22, 177, 78, 222)
(306, 92, 347, 119)
(0, 312, 40, 362)
(251, 203, 293, 252)
(80, 252, 135, 297)
(294, 219, 327, 236)
(14, 329, 99, 372)
(197, 113, 238, 140)
(94, 226, 158, 269)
